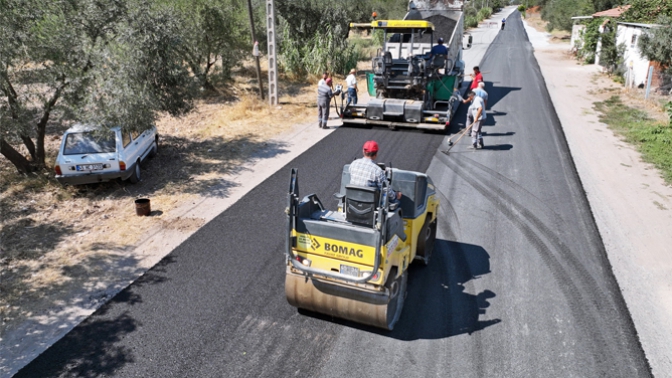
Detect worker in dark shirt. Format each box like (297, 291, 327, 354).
(429, 37, 448, 57)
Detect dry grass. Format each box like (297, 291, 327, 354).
(0, 58, 320, 335)
(524, 8, 571, 43)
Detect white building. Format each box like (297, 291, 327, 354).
(616, 22, 658, 88)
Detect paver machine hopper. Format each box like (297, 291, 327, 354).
(342, 0, 471, 131)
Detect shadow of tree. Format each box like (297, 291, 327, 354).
(1, 219, 75, 260)
(50, 133, 291, 200)
(11, 255, 176, 377)
(13, 311, 138, 378)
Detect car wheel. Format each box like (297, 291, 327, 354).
(149, 137, 158, 158)
(128, 161, 141, 183)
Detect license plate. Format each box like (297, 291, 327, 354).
(340, 264, 360, 277)
(76, 164, 103, 171)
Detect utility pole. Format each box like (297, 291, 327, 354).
(266, 0, 278, 105)
(246, 0, 264, 99)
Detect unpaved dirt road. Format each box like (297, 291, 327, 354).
(527, 23, 672, 377)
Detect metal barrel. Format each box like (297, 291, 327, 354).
(285, 271, 407, 330)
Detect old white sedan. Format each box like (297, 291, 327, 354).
(54, 124, 158, 185)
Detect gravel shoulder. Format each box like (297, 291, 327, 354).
(524, 21, 672, 377)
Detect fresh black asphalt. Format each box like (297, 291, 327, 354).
(16, 11, 651, 377)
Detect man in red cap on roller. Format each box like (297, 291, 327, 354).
(349, 140, 402, 203)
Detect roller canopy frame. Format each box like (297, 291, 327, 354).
(286, 168, 386, 284)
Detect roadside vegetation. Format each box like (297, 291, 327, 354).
(518, 0, 672, 184)
(464, 0, 505, 29)
(594, 96, 672, 184)
(0, 0, 401, 335)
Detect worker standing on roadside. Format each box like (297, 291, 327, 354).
(317, 78, 341, 129)
(469, 66, 483, 90)
(318, 71, 329, 87)
(346, 68, 358, 107)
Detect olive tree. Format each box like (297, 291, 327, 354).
(170, 0, 248, 91)
(0, 0, 195, 174)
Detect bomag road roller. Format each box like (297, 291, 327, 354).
(284, 164, 438, 330)
(342, 0, 470, 131)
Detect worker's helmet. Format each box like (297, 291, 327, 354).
(325, 78, 333, 86)
(438, 37, 444, 44)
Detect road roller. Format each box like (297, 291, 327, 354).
(284, 164, 438, 330)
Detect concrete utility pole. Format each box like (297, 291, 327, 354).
(266, 0, 278, 105)
(246, 0, 264, 99)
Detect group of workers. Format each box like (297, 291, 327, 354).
(463, 66, 488, 149)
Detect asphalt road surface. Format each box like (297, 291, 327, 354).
(17, 12, 651, 378)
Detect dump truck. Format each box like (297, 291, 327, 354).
(284, 164, 438, 330)
(342, 0, 471, 131)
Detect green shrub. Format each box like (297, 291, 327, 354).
(477, 7, 492, 20)
(465, 16, 479, 28)
(595, 96, 672, 183)
(578, 18, 601, 64)
(280, 25, 364, 78)
(464, 6, 478, 18)
(517, 5, 526, 12)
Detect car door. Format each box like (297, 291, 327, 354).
(121, 129, 139, 167)
(131, 129, 152, 161)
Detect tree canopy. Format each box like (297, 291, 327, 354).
(622, 0, 672, 23)
(638, 16, 672, 69)
(0, 0, 246, 173)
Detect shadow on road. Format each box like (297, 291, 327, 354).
(13, 256, 177, 377)
(298, 240, 500, 340)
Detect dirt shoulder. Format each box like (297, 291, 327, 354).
(523, 22, 672, 377)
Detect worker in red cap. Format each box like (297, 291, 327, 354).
(317, 77, 341, 128)
(349, 140, 402, 203)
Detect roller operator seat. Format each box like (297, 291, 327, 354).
(344, 185, 380, 227)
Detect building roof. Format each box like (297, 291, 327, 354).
(592, 5, 630, 18)
(617, 22, 659, 29)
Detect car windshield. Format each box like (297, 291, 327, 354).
(63, 131, 116, 155)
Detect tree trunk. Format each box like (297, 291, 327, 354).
(1, 138, 36, 174)
(20, 134, 36, 160)
(34, 84, 65, 168)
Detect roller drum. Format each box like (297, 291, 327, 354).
(285, 271, 407, 330)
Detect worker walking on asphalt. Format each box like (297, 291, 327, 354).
(345, 68, 358, 107)
(317, 78, 340, 129)
(465, 91, 486, 149)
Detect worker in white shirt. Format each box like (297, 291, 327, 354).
(345, 68, 358, 107)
